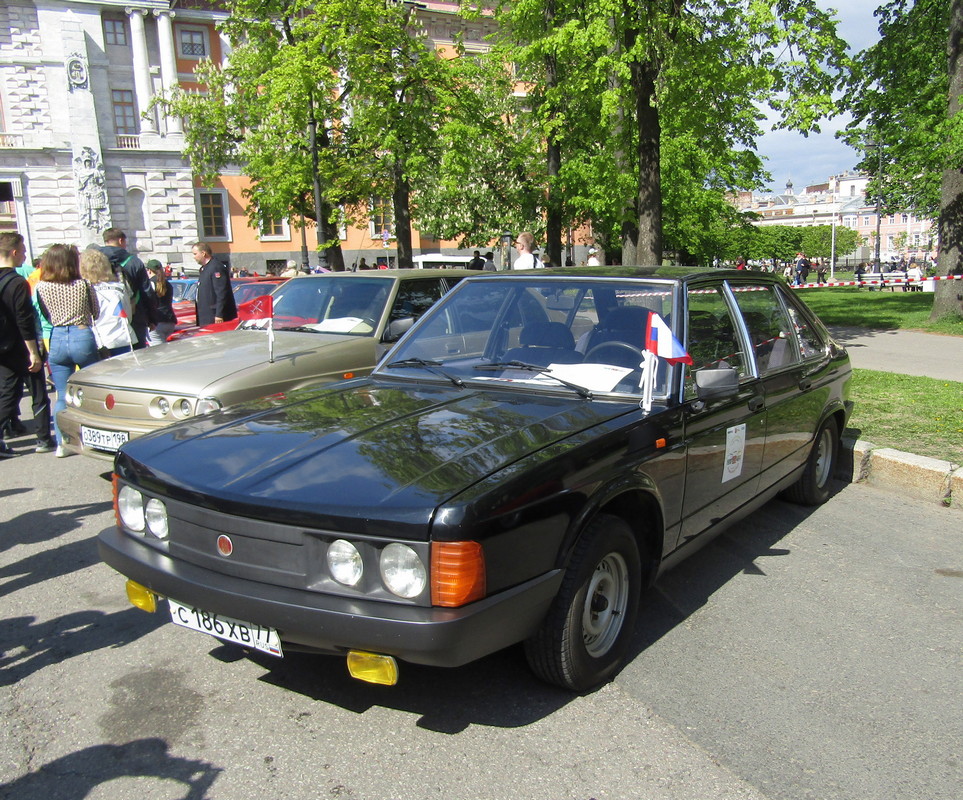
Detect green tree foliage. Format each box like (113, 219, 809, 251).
(484, 0, 849, 266)
(153, 0, 464, 269)
(799, 225, 862, 263)
(842, 0, 962, 320)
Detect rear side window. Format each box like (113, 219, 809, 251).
(388, 279, 443, 323)
(730, 284, 800, 373)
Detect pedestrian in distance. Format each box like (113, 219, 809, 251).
(191, 242, 237, 326)
(586, 247, 601, 267)
(467, 250, 485, 270)
(482, 252, 497, 272)
(99, 228, 158, 349)
(0, 232, 54, 457)
(80, 247, 137, 357)
(35, 243, 99, 457)
(146, 260, 178, 344)
(513, 232, 540, 270)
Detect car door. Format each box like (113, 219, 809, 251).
(678, 282, 767, 546)
(730, 282, 835, 488)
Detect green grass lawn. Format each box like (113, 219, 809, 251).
(796, 288, 962, 461)
(797, 285, 963, 336)
(845, 370, 963, 464)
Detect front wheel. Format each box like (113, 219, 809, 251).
(782, 417, 839, 506)
(524, 515, 642, 692)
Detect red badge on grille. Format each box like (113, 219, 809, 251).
(216, 535, 233, 556)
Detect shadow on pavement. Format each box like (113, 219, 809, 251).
(0, 738, 221, 799)
(0, 607, 166, 687)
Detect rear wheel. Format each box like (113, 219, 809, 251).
(783, 417, 839, 506)
(524, 514, 642, 692)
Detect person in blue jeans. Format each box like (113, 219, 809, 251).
(34, 244, 100, 456)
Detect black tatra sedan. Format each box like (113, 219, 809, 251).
(100, 268, 852, 692)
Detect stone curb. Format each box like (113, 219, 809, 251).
(838, 436, 961, 510)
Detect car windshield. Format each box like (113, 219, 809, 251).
(380, 277, 680, 398)
(233, 281, 278, 305)
(237, 276, 391, 335)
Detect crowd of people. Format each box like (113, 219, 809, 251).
(0, 229, 237, 458)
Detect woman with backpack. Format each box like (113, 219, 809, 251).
(147, 259, 177, 344)
(79, 247, 137, 357)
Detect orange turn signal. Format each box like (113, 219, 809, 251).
(431, 541, 486, 607)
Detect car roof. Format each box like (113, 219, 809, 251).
(286, 268, 478, 280)
(468, 266, 783, 286)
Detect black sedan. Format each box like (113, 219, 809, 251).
(100, 268, 852, 692)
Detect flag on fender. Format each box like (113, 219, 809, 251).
(237, 295, 274, 321)
(645, 312, 692, 365)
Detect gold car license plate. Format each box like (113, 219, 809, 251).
(168, 599, 283, 657)
(81, 425, 129, 452)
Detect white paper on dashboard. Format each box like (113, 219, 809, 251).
(542, 362, 634, 392)
(314, 317, 365, 332)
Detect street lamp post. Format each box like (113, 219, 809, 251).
(867, 140, 884, 271)
(501, 230, 513, 270)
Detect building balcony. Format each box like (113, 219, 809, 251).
(116, 135, 141, 150)
(0, 132, 25, 147)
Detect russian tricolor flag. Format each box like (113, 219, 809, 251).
(645, 312, 692, 365)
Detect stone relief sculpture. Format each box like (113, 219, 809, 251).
(74, 147, 110, 232)
(66, 53, 89, 92)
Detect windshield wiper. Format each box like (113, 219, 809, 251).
(384, 357, 465, 388)
(474, 361, 593, 399)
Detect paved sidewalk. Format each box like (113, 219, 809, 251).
(829, 326, 963, 382)
(829, 327, 962, 509)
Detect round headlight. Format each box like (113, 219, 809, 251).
(145, 498, 169, 539)
(195, 398, 222, 415)
(176, 399, 193, 417)
(157, 397, 171, 415)
(380, 544, 426, 599)
(327, 539, 363, 586)
(118, 485, 145, 532)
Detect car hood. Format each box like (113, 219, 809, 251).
(118, 379, 637, 539)
(69, 330, 359, 393)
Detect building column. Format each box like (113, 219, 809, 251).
(155, 10, 182, 134)
(127, 8, 156, 133)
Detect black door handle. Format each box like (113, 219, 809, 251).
(799, 378, 812, 391)
(748, 395, 765, 412)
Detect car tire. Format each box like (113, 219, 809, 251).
(524, 514, 642, 692)
(782, 416, 839, 506)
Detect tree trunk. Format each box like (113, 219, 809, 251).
(932, 0, 963, 320)
(544, 0, 562, 267)
(393, 162, 414, 269)
(629, 57, 663, 267)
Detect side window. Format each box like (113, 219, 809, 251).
(685, 286, 748, 399)
(783, 295, 826, 360)
(388, 279, 443, 323)
(731, 284, 800, 373)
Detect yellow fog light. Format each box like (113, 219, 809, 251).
(346, 651, 399, 686)
(125, 580, 158, 613)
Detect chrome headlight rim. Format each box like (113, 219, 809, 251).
(379, 543, 427, 599)
(117, 485, 146, 532)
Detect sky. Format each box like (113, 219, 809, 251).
(755, 0, 883, 192)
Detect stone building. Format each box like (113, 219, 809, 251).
(0, 1, 499, 272)
(737, 174, 936, 267)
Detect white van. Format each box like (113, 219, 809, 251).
(411, 254, 475, 269)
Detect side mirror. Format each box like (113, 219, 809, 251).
(694, 365, 739, 401)
(383, 316, 415, 343)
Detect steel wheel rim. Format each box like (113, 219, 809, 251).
(582, 552, 630, 658)
(813, 427, 834, 488)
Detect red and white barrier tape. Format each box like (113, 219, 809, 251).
(792, 274, 962, 290)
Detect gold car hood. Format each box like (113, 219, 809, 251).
(67, 330, 368, 394)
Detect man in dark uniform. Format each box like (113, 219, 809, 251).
(100, 227, 157, 349)
(0, 232, 53, 456)
(191, 242, 237, 325)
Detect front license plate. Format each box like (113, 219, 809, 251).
(81, 425, 129, 452)
(168, 599, 283, 657)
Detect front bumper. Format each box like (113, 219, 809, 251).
(98, 525, 563, 668)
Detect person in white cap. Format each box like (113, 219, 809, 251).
(586, 247, 601, 267)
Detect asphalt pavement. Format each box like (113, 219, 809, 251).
(827, 326, 962, 509)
